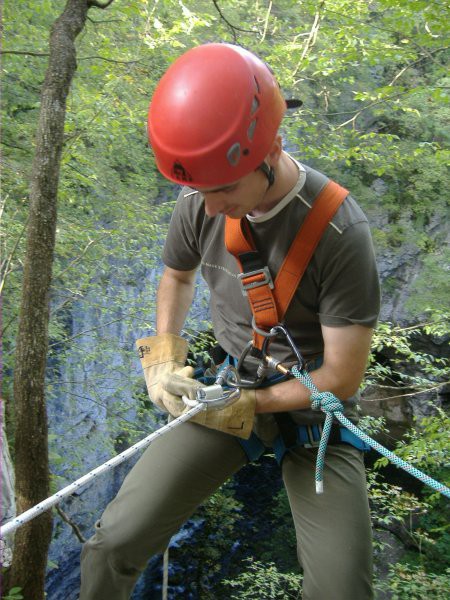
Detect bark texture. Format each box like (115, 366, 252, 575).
(9, 1, 113, 597)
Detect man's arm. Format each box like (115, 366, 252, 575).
(255, 323, 373, 413)
(156, 266, 197, 335)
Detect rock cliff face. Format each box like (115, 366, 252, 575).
(2, 206, 447, 599)
(360, 202, 449, 436)
(362, 179, 447, 325)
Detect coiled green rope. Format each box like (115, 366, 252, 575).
(291, 366, 450, 498)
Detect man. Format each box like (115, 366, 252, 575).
(80, 43, 380, 599)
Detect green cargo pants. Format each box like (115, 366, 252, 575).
(80, 421, 373, 599)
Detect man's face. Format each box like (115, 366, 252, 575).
(195, 169, 270, 219)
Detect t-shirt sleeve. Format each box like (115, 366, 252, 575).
(162, 188, 202, 271)
(317, 220, 380, 328)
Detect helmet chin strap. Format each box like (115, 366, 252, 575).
(258, 162, 275, 187)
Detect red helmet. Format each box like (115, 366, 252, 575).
(148, 43, 287, 187)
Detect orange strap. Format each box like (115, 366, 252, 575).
(225, 180, 349, 350)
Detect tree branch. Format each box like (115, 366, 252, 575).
(0, 50, 49, 57)
(388, 45, 449, 86)
(55, 506, 86, 543)
(1, 139, 31, 152)
(336, 89, 417, 129)
(390, 318, 449, 333)
(77, 54, 141, 64)
(291, 1, 325, 77)
(0, 217, 29, 297)
(372, 515, 424, 552)
(0, 49, 140, 65)
(47, 311, 146, 348)
(52, 234, 109, 281)
(362, 382, 448, 402)
(260, 1, 272, 43)
(212, 0, 257, 42)
(87, 16, 122, 24)
(0, 193, 8, 222)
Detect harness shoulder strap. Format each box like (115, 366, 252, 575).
(273, 180, 348, 319)
(224, 217, 279, 349)
(225, 179, 349, 349)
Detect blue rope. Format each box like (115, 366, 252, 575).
(291, 366, 450, 498)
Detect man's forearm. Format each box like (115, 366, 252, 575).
(156, 267, 197, 335)
(255, 365, 355, 414)
(255, 324, 374, 414)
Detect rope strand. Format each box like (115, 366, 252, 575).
(0, 404, 206, 538)
(292, 366, 450, 498)
(2, 371, 449, 540)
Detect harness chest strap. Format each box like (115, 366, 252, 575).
(225, 180, 349, 349)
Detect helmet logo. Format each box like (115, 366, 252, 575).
(227, 143, 241, 167)
(171, 161, 192, 182)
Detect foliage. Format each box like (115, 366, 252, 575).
(370, 409, 450, 586)
(405, 250, 450, 318)
(258, 487, 298, 571)
(1, 588, 24, 600)
(379, 409, 450, 569)
(375, 564, 450, 599)
(223, 558, 303, 599)
(366, 315, 449, 389)
(1, 0, 449, 597)
(376, 408, 450, 480)
(168, 484, 243, 597)
(368, 469, 426, 531)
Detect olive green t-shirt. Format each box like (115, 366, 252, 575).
(162, 160, 380, 429)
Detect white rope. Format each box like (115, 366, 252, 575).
(0, 404, 206, 538)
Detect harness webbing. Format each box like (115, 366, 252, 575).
(225, 180, 349, 349)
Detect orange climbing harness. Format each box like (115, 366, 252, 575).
(224, 179, 349, 351)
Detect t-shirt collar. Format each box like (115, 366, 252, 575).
(246, 156, 306, 224)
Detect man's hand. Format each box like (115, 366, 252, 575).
(159, 366, 203, 416)
(136, 333, 189, 411)
(161, 370, 257, 440)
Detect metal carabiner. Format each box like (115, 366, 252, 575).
(208, 343, 265, 389)
(238, 323, 305, 386)
(183, 365, 242, 409)
(234, 341, 267, 388)
(261, 324, 304, 372)
(216, 323, 305, 390)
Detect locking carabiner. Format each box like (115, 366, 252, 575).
(223, 323, 304, 389)
(261, 324, 304, 373)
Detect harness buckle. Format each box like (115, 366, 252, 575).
(238, 267, 274, 296)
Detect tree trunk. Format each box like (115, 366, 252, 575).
(8, 1, 113, 598)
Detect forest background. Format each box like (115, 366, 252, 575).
(1, 0, 449, 598)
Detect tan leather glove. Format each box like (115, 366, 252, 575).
(158, 366, 202, 416)
(136, 333, 188, 411)
(160, 369, 256, 440)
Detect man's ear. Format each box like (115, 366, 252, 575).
(266, 134, 283, 166)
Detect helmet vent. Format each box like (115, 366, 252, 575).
(251, 96, 260, 115)
(253, 76, 260, 93)
(247, 118, 257, 141)
(227, 142, 241, 166)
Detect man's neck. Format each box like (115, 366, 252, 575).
(250, 152, 299, 217)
